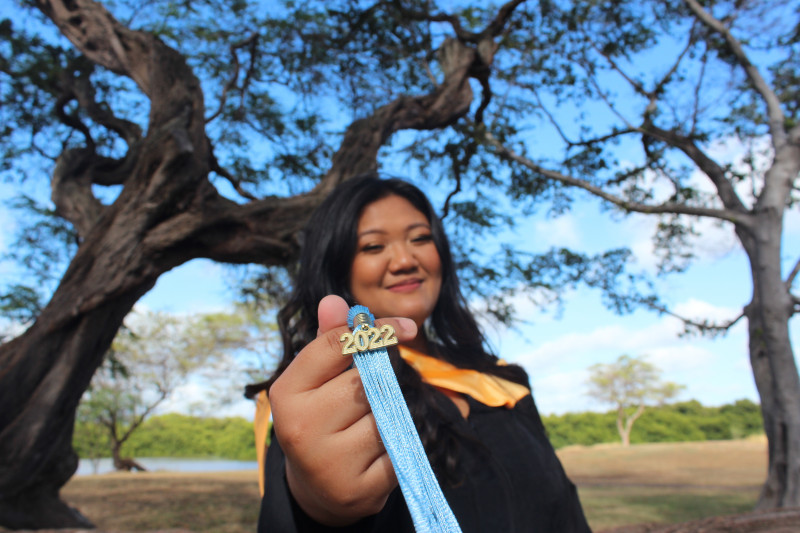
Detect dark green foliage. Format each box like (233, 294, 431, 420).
(73, 417, 111, 460)
(0, 284, 42, 328)
(629, 409, 706, 444)
(542, 411, 619, 448)
(542, 399, 764, 449)
(1, 195, 78, 320)
(74, 400, 763, 459)
(74, 413, 260, 461)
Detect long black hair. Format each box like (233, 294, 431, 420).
(247, 173, 529, 479)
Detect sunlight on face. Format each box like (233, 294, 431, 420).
(350, 195, 442, 329)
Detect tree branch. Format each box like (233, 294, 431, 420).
(483, 131, 754, 225)
(387, 1, 525, 126)
(320, 37, 477, 191)
(61, 58, 143, 147)
(50, 149, 106, 239)
(596, 26, 695, 118)
(689, 35, 709, 137)
(786, 255, 800, 290)
(205, 33, 259, 124)
(391, 0, 527, 43)
(34, 0, 154, 93)
(643, 123, 750, 216)
(647, 301, 746, 337)
(442, 130, 478, 218)
(116, 387, 167, 446)
(207, 139, 257, 202)
(683, 0, 788, 150)
(481, 0, 528, 40)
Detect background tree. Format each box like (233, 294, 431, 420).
(586, 355, 685, 447)
(0, 0, 797, 527)
(77, 308, 258, 472)
(468, 0, 800, 508)
(175, 301, 282, 415)
(72, 394, 111, 475)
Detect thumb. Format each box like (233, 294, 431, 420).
(316, 295, 418, 342)
(316, 295, 350, 336)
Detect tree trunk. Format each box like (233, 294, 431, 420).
(111, 442, 146, 472)
(617, 404, 645, 447)
(0, 287, 144, 528)
(739, 212, 800, 509)
(616, 406, 631, 446)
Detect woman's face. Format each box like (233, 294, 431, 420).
(350, 194, 443, 329)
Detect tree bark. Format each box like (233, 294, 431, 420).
(0, 0, 492, 528)
(739, 211, 800, 509)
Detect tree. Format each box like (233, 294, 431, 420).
(76, 308, 257, 472)
(586, 355, 684, 447)
(471, 0, 800, 508)
(0, 0, 797, 527)
(1, 2, 513, 525)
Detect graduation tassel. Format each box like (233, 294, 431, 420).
(341, 305, 462, 533)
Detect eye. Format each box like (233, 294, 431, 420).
(360, 243, 384, 253)
(411, 233, 433, 244)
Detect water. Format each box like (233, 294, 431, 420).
(76, 457, 258, 476)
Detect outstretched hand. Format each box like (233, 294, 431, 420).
(269, 295, 417, 526)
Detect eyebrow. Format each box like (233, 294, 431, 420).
(357, 222, 431, 238)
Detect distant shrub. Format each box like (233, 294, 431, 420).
(630, 410, 705, 443)
(75, 399, 764, 458)
(75, 413, 257, 460)
(543, 411, 618, 448)
(542, 398, 763, 448)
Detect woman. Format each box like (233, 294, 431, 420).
(249, 174, 591, 532)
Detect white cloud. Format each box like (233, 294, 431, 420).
(672, 298, 742, 322)
(512, 318, 684, 372)
(531, 370, 593, 415)
(505, 295, 757, 415)
(623, 208, 741, 274)
(157, 378, 257, 421)
(529, 214, 583, 249)
(157, 381, 209, 413)
(608, 135, 781, 273)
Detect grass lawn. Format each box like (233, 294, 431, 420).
(1, 436, 767, 532)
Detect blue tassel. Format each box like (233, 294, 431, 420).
(344, 305, 461, 533)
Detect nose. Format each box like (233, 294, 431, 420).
(388, 242, 418, 273)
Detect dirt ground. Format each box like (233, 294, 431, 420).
(560, 438, 800, 533)
(8, 508, 800, 533)
(598, 507, 800, 533)
(6, 438, 800, 532)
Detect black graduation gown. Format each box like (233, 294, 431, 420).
(257, 391, 592, 532)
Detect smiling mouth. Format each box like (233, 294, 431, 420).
(387, 279, 423, 292)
